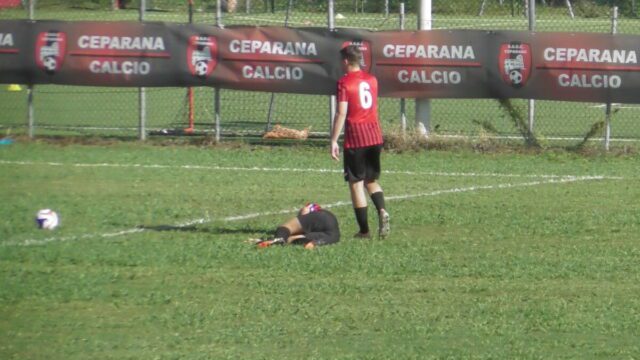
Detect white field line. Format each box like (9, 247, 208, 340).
(0, 160, 623, 179)
(1, 175, 607, 247)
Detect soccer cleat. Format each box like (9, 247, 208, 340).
(256, 237, 286, 248)
(378, 209, 390, 238)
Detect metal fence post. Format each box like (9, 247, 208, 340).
(604, 6, 618, 151)
(478, 0, 487, 16)
(328, 0, 336, 136)
(416, 0, 432, 137)
(266, 0, 293, 132)
(527, 0, 535, 134)
(27, 85, 34, 139)
(399, 3, 406, 134)
(566, 0, 575, 19)
(215, 0, 224, 143)
(138, 0, 147, 141)
(185, 0, 195, 133)
(214, 88, 221, 143)
(27, 0, 35, 139)
(216, 0, 223, 29)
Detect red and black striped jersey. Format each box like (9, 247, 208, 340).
(337, 70, 383, 149)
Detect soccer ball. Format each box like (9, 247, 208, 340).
(194, 60, 209, 77)
(43, 56, 58, 72)
(509, 69, 523, 85)
(35, 209, 59, 230)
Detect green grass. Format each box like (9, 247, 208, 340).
(1, 140, 639, 358)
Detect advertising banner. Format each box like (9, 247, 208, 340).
(1, 20, 640, 103)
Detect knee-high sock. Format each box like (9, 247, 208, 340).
(354, 207, 369, 234)
(370, 191, 386, 213)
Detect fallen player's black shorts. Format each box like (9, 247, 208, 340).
(343, 144, 382, 182)
(296, 210, 340, 246)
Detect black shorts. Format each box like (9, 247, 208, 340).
(296, 210, 340, 246)
(343, 144, 382, 182)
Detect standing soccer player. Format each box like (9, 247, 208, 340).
(330, 44, 390, 238)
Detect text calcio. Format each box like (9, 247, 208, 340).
(77, 35, 165, 75)
(544, 47, 637, 89)
(383, 44, 474, 85)
(229, 40, 317, 81)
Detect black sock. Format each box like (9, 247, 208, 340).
(354, 207, 369, 234)
(274, 226, 290, 241)
(370, 192, 386, 213)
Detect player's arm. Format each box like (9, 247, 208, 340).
(330, 101, 348, 161)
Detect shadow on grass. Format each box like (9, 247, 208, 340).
(140, 224, 272, 235)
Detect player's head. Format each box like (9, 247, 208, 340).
(340, 45, 363, 68)
(299, 202, 321, 215)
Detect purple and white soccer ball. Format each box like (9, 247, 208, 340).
(35, 209, 59, 230)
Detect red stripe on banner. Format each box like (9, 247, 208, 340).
(376, 60, 482, 67)
(69, 50, 171, 58)
(537, 64, 640, 71)
(0, 49, 19, 54)
(222, 55, 324, 63)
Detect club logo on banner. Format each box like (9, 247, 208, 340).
(35, 31, 66, 74)
(498, 42, 532, 88)
(187, 35, 217, 78)
(342, 40, 371, 72)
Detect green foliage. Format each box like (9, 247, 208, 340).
(497, 98, 541, 148)
(575, 0, 608, 18)
(50, 0, 113, 9)
(572, 119, 605, 149)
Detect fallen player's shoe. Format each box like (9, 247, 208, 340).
(253, 237, 286, 248)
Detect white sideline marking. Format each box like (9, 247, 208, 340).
(2, 175, 607, 247)
(0, 160, 622, 179)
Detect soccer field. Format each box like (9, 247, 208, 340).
(1, 141, 639, 358)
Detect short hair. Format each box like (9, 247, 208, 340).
(340, 45, 362, 66)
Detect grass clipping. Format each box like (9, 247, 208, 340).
(263, 125, 310, 140)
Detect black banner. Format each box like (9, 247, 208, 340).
(1, 20, 640, 103)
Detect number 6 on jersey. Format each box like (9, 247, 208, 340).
(359, 81, 373, 109)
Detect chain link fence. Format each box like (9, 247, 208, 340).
(1, 0, 639, 143)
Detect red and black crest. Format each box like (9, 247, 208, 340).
(187, 35, 217, 78)
(498, 42, 532, 88)
(35, 31, 66, 74)
(341, 40, 372, 72)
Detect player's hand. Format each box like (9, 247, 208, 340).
(330, 141, 340, 161)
